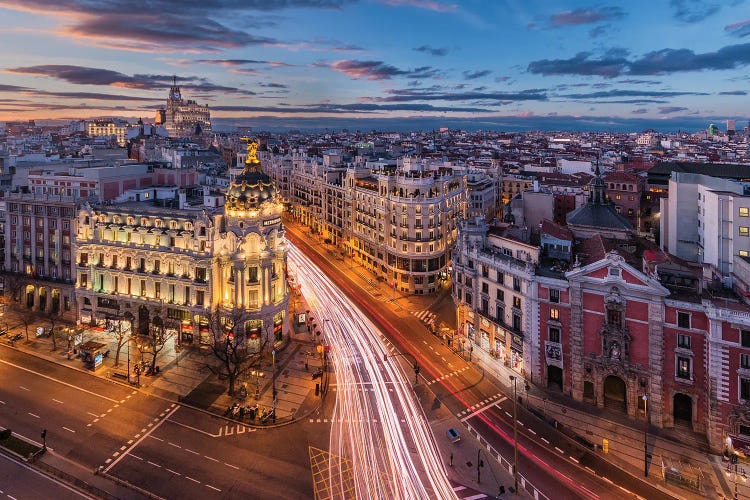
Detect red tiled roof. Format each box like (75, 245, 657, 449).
(541, 219, 573, 241)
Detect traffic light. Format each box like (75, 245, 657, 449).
(413, 364, 420, 374)
(315, 383, 320, 396)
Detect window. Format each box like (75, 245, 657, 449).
(550, 289, 560, 303)
(496, 289, 504, 301)
(609, 267, 621, 277)
(550, 308, 560, 321)
(513, 296, 521, 308)
(607, 309, 622, 327)
(80, 273, 88, 287)
(140, 280, 146, 296)
(549, 327, 560, 343)
(741, 250, 750, 257)
(741, 227, 750, 237)
(496, 305, 504, 323)
(482, 282, 489, 294)
(154, 282, 161, 299)
(742, 377, 750, 400)
(513, 277, 521, 292)
(677, 334, 691, 349)
(512, 313, 522, 332)
(677, 357, 691, 379)
(196, 290, 204, 306)
(742, 330, 750, 348)
(497, 271, 504, 285)
(677, 311, 690, 329)
(741, 354, 750, 369)
(741, 207, 749, 217)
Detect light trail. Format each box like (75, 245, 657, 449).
(290, 245, 457, 500)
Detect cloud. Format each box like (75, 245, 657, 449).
(378, 0, 457, 12)
(528, 43, 750, 77)
(726, 19, 750, 37)
(670, 0, 720, 23)
(560, 89, 707, 99)
(589, 25, 608, 38)
(658, 106, 688, 114)
(4, 64, 256, 95)
(631, 108, 648, 114)
(322, 60, 441, 81)
(367, 87, 547, 103)
(527, 51, 629, 78)
(549, 6, 625, 27)
(211, 101, 490, 113)
(414, 45, 449, 56)
(719, 90, 747, 95)
(463, 70, 492, 80)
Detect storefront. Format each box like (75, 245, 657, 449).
(479, 318, 491, 350)
(510, 333, 524, 373)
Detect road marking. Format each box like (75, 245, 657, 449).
(150, 436, 164, 442)
(0, 401, 5, 405)
(505, 411, 512, 418)
(185, 448, 200, 455)
(454, 486, 467, 491)
(120, 446, 127, 451)
(206, 485, 221, 492)
(28, 412, 40, 419)
(166, 468, 181, 476)
(52, 399, 63, 404)
(555, 447, 565, 454)
(103, 405, 179, 473)
(147, 461, 161, 468)
(130, 454, 143, 461)
(185, 476, 200, 483)
(8, 495, 18, 500)
(168, 442, 181, 449)
(541, 438, 550, 444)
(19, 386, 29, 391)
(570, 457, 580, 463)
(528, 429, 536, 435)
(462, 495, 487, 500)
(0, 360, 119, 403)
(461, 397, 507, 422)
(224, 463, 240, 470)
(93, 419, 99, 423)
(165, 418, 220, 438)
(62, 427, 75, 433)
(585, 466, 595, 473)
(87, 412, 98, 418)
(204, 455, 219, 462)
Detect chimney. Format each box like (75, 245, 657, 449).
(178, 190, 187, 209)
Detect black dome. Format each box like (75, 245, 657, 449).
(225, 170, 277, 211)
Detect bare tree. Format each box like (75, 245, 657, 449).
(204, 307, 269, 396)
(104, 311, 133, 367)
(0, 273, 24, 308)
(135, 312, 176, 375)
(15, 307, 36, 343)
(43, 307, 67, 350)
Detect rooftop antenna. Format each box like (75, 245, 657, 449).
(173, 75, 177, 87)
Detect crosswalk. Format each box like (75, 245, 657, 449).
(425, 365, 470, 385)
(456, 393, 506, 420)
(413, 309, 437, 324)
(452, 483, 488, 499)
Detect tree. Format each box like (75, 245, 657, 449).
(135, 312, 176, 375)
(15, 307, 36, 343)
(203, 307, 269, 396)
(0, 273, 24, 308)
(104, 311, 133, 367)
(43, 307, 67, 351)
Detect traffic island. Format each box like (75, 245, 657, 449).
(0, 428, 42, 461)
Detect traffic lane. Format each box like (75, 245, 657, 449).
(0, 453, 89, 500)
(107, 408, 316, 499)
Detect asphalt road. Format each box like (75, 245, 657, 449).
(0, 453, 91, 500)
(286, 220, 676, 500)
(0, 344, 328, 499)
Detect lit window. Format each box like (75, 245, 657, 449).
(741, 227, 750, 236)
(676, 357, 691, 379)
(741, 207, 749, 217)
(741, 250, 749, 257)
(550, 308, 559, 321)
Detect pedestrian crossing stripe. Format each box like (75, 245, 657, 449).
(412, 310, 437, 322)
(454, 393, 505, 418)
(426, 366, 470, 385)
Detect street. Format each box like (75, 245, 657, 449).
(0, 453, 91, 500)
(286, 221, 678, 500)
(0, 344, 326, 499)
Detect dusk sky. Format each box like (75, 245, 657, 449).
(1, 0, 749, 131)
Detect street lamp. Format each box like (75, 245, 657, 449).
(509, 375, 519, 494)
(271, 349, 277, 411)
(643, 395, 649, 477)
(727, 454, 748, 500)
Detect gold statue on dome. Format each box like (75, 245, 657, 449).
(241, 137, 260, 167)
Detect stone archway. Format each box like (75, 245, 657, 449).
(38, 287, 47, 312)
(25, 285, 35, 309)
(50, 289, 60, 313)
(547, 365, 563, 392)
(604, 375, 627, 412)
(674, 393, 693, 427)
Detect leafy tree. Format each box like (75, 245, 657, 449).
(104, 311, 134, 367)
(135, 312, 177, 374)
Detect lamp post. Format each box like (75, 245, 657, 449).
(383, 352, 420, 386)
(727, 454, 748, 500)
(509, 375, 519, 494)
(642, 395, 649, 477)
(477, 449, 485, 484)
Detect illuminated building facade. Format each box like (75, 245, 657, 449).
(75, 140, 288, 346)
(87, 120, 129, 147)
(163, 79, 211, 138)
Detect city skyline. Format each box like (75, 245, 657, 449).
(0, 1, 749, 131)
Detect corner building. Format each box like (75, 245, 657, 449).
(75, 140, 288, 345)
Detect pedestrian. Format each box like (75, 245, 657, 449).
(449, 452, 453, 467)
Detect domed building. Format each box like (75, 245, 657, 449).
(212, 138, 290, 350)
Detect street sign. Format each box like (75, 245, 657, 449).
(324, 345, 331, 352)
